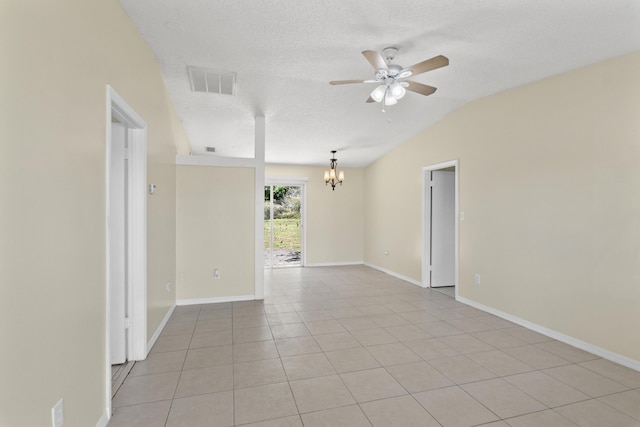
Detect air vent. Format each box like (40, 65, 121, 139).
(187, 66, 236, 96)
(205, 146, 216, 153)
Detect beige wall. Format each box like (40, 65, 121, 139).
(176, 166, 255, 300)
(364, 51, 640, 362)
(0, 1, 186, 426)
(266, 164, 364, 265)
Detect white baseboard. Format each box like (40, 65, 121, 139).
(146, 303, 176, 356)
(364, 262, 423, 287)
(305, 261, 364, 267)
(457, 296, 640, 372)
(95, 410, 109, 427)
(177, 294, 255, 306)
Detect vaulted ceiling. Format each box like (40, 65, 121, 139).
(120, 0, 640, 167)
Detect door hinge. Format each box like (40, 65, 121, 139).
(124, 148, 129, 159)
(124, 317, 132, 329)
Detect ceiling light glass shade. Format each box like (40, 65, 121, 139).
(338, 171, 344, 181)
(324, 171, 330, 181)
(371, 85, 386, 103)
(391, 82, 406, 99)
(329, 168, 337, 180)
(384, 92, 398, 105)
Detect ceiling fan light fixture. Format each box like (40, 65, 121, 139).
(391, 82, 406, 99)
(371, 85, 386, 102)
(384, 91, 398, 106)
(398, 70, 412, 79)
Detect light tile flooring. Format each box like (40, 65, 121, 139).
(433, 286, 455, 298)
(109, 266, 640, 426)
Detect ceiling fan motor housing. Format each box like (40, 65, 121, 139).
(387, 64, 402, 78)
(376, 64, 403, 82)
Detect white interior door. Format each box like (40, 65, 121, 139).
(109, 122, 127, 364)
(431, 170, 455, 287)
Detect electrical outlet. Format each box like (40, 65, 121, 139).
(213, 268, 221, 280)
(52, 398, 64, 427)
(165, 281, 172, 292)
(474, 274, 481, 285)
(460, 211, 465, 221)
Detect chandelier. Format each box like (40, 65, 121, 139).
(324, 150, 344, 191)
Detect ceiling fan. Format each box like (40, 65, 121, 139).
(330, 47, 449, 112)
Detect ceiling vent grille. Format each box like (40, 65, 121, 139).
(205, 146, 216, 153)
(187, 66, 236, 96)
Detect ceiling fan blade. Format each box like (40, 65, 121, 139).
(362, 50, 388, 71)
(329, 80, 368, 85)
(366, 96, 375, 103)
(402, 55, 449, 77)
(406, 81, 437, 96)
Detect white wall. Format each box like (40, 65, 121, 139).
(0, 1, 187, 425)
(364, 51, 640, 363)
(176, 166, 256, 301)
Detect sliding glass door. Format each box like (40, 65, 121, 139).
(264, 184, 303, 268)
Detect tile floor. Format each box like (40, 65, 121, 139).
(109, 266, 640, 426)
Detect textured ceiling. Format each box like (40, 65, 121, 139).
(119, 0, 640, 167)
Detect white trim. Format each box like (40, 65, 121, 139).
(146, 303, 176, 355)
(110, 90, 145, 127)
(105, 85, 148, 419)
(301, 183, 307, 268)
(457, 296, 640, 372)
(95, 410, 109, 427)
(177, 295, 255, 306)
(422, 160, 459, 299)
(364, 263, 422, 287)
(254, 116, 266, 299)
(306, 261, 364, 267)
(176, 154, 257, 168)
(265, 176, 309, 184)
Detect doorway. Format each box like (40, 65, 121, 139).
(106, 86, 147, 416)
(264, 181, 306, 268)
(422, 161, 459, 296)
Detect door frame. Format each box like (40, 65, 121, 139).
(422, 160, 459, 295)
(105, 86, 147, 416)
(264, 177, 308, 268)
